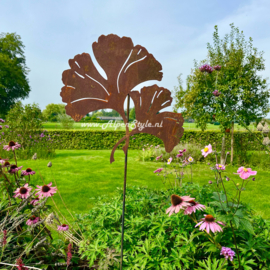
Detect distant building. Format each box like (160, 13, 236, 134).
(97, 116, 123, 121)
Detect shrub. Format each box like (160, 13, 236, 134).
(1, 108, 58, 159)
(77, 185, 270, 269)
(57, 113, 75, 129)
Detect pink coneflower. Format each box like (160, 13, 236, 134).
(26, 215, 40, 226)
(21, 168, 36, 176)
(178, 149, 186, 154)
(57, 224, 69, 231)
(236, 167, 257, 180)
(8, 164, 23, 174)
(35, 182, 57, 198)
(30, 197, 40, 206)
(201, 144, 212, 157)
(167, 157, 172, 164)
(3, 141, 21, 151)
(16, 258, 29, 270)
(4, 125, 9, 128)
(221, 247, 235, 261)
(184, 200, 206, 215)
(156, 154, 163, 160)
(166, 194, 195, 216)
(195, 214, 225, 234)
(154, 168, 163, 174)
(2, 161, 10, 168)
(216, 164, 225, 170)
(13, 184, 32, 199)
(176, 153, 183, 158)
(0, 119, 5, 123)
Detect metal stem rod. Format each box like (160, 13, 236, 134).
(120, 94, 130, 270)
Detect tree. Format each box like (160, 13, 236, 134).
(42, 103, 66, 122)
(0, 33, 30, 116)
(174, 24, 270, 163)
(6, 102, 43, 149)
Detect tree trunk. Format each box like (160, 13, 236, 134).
(231, 122, 234, 164)
(220, 134, 226, 165)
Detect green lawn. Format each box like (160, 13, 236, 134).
(42, 122, 256, 131)
(20, 150, 270, 220)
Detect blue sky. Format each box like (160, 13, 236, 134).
(1, 0, 270, 112)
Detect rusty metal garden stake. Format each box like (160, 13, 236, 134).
(61, 34, 184, 269)
(120, 94, 130, 269)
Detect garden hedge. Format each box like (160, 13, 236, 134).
(47, 130, 265, 152)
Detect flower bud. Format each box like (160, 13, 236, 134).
(208, 180, 212, 184)
(252, 177, 255, 181)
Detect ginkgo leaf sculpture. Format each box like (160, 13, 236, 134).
(61, 34, 185, 269)
(61, 34, 184, 160)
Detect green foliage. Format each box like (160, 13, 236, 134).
(77, 185, 270, 269)
(42, 103, 66, 122)
(57, 113, 75, 129)
(1, 108, 58, 159)
(174, 24, 270, 131)
(46, 129, 262, 152)
(0, 32, 31, 117)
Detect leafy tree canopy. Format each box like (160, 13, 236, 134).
(42, 103, 66, 122)
(174, 24, 270, 131)
(0, 33, 30, 117)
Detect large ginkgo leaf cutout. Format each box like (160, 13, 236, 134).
(61, 34, 162, 121)
(61, 34, 184, 162)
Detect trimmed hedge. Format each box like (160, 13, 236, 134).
(47, 130, 265, 152)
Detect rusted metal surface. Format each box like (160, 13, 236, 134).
(61, 34, 185, 270)
(61, 34, 184, 162)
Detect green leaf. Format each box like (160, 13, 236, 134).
(240, 219, 254, 235)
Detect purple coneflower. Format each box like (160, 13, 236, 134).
(2, 161, 10, 168)
(184, 200, 206, 215)
(4, 125, 9, 128)
(57, 224, 69, 231)
(30, 197, 40, 206)
(220, 247, 235, 261)
(21, 168, 36, 176)
(166, 194, 195, 216)
(236, 167, 257, 180)
(201, 144, 212, 157)
(167, 157, 172, 164)
(13, 184, 32, 199)
(195, 214, 225, 233)
(154, 168, 163, 174)
(9, 164, 23, 174)
(3, 141, 21, 151)
(176, 153, 183, 158)
(26, 215, 40, 226)
(216, 164, 225, 170)
(35, 182, 57, 198)
(156, 155, 162, 161)
(199, 64, 213, 73)
(0, 119, 5, 123)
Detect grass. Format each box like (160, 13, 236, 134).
(42, 122, 257, 131)
(19, 149, 270, 220)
